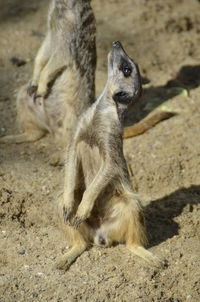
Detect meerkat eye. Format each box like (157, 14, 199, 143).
(122, 66, 132, 77)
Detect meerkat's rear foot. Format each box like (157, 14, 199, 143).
(48, 149, 66, 166)
(0, 86, 47, 144)
(126, 244, 162, 267)
(55, 243, 87, 270)
(55, 222, 89, 270)
(0, 130, 45, 144)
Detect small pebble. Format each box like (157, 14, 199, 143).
(17, 249, 25, 255)
(10, 57, 26, 67)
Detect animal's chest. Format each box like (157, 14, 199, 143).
(77, 141, 103, 186)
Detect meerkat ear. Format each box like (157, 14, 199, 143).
(113, 91, 131, 104)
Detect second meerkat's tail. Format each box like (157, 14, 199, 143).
(123, 111, 175, 139)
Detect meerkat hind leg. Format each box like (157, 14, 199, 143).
(0, 129, 45, 144)
(55, 227, 88, 270)
(55, 244, 87, 270)
(127, 244, 163, 267)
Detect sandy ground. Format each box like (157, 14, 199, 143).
(0, 0, 200, 301)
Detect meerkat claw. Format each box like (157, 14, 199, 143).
(27, 84, 38, 96)
(33, 93, 43, 103)
(72, 216, 83, 228)
(63, 207, 74, 223)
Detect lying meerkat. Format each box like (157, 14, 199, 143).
(0, 0, 96, 144)
(56, 41, 161, 270)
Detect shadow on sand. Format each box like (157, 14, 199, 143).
(0, 0, 47, 22)
(124, 64, 200, 126)
(144, 185, 200, 247)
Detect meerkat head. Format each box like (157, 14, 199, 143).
(94, 216, 126, 248)
(107, 41, 142, 113)
(94, 202, 128, 248)
(94, 222, 114, 248)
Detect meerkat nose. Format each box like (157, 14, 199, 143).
(98, 235, 106, 245)
(113, 41, 121, 48)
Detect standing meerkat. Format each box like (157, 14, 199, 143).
(0, 0, 96, 144)
(56, 41, 161, 270)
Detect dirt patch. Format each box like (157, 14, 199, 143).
(0, 0, 200, 301)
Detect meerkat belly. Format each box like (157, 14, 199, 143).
(78, 141, 102, 187)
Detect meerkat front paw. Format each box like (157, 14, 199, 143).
(62, 204, 74, 223)
(71, 203, 91, 227)
(27, 83, 38, 96)
(71, 215, 85, 228)
(35, 82, 49, 99)
(27, 81, 47, 100)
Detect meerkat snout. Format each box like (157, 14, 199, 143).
(94, 231, 109, 247)
(113, 41, 121, 48)
(98, 235, 106, 246)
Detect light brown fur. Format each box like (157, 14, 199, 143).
(0, 0, 96, 145)
(56, 42, 161, 270)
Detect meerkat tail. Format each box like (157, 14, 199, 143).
(123, 111, 175, 138)
(0, 131, 45, 144)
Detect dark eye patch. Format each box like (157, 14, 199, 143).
(119, 57, 132, 77)
(123, 66, 132, 77)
